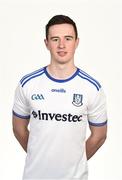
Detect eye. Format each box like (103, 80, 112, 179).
(52, 38, 59, 42)
(65, 37, 73, 41)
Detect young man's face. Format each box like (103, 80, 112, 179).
(45, 24, 79, 64)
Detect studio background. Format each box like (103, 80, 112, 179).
(0, 0, 122, 179)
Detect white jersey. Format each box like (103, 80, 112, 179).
(13, 66, 107, 180)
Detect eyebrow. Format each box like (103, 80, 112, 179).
(50, 35, 74, 40)
(50, 36, 59, 40)
(65, 36, 74, 39)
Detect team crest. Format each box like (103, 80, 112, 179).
(72, 94, 83, 107)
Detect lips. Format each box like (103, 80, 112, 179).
(57, 51, 67, 57)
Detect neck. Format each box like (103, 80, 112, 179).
(47, 62, 77, 79)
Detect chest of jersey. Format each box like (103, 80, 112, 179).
(26, 77, 88, 124)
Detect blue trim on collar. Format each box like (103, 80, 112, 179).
(44, 66, 79, 83)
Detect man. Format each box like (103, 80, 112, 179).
(12, 15, 107, 180)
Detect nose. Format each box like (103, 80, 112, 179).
(58, 39, 65, 48)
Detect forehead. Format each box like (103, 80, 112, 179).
(48, 24, 75, 37)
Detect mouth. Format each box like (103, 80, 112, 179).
(57, 51, 67, 57)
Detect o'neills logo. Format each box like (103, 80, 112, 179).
(32, 110, 82, 122)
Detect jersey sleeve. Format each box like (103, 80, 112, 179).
(12, 83, 30, 119)
(87, 87, 107, 126)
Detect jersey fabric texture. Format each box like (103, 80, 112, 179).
(13, 66, 107, 180)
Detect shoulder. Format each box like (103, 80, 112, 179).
(77, 68, 101, 91)
(19, 67, 45, 87)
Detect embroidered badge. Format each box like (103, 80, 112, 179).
(72, 94, 83, 107)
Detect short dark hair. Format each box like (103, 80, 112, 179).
(45, 15, 78, 40)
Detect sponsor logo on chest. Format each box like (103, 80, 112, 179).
(32, 110, 83, 122)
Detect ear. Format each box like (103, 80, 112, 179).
(75, 38, 79, 49)
(44, 39, 49, 50)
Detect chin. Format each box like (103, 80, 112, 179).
(56, 59, 71, 64)
(55, 56, 72, 63)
